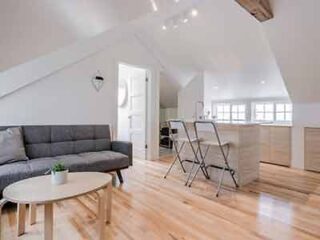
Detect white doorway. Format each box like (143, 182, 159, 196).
(117, 63, 148, 160)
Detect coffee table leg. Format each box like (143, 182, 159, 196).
(0, 199, 8, 240)
(29, 203, 36, 225)
(97, 189, 106, 240)
(106, 183, 112, 224)
(44, 203, 53, 240)
(17, 203, 26, 236)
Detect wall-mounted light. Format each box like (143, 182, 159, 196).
(92, 71, 105, 92)
(191, 8, 198, 17)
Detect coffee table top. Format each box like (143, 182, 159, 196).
(3, 172, 112, 204)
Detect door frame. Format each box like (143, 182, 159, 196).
(116, 61, 159, 160)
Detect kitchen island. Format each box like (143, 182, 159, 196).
(179, 121, 260, 186)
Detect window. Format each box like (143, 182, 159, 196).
(275, 103, 292, 121)
(254, 103, 274, 121)
(231, 104, 246, 120)
(216, 104, 230, 120)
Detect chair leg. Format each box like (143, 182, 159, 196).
(164, 142, 185, 179)
(188, 164, 202, 187)
(222, 145, 238, 188)
(116, 170, 123, 184)
(216, 168, 226, 197)
(185, 159, 197, 186)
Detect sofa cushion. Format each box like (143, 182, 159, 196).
(73, 126, 94, 140)
(23, 126, 51, 144)
(54, 155, 88, 172)
(27, 157, 59, 177)
(51, 126, 73, 142)
(79, 151, 129, 172)
(0, 127, 28, 165)
(0, 162, 31, 192)
(51, 142, 74, 157)
(74, 140, 95, 154)
(95, 139, 111, 151)
(94, 125, 111, 139)
(26, 143, 52, 159)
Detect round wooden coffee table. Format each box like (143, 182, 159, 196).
(1, 172, 112, 240)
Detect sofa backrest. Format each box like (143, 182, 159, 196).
(0, 125, 111, 159)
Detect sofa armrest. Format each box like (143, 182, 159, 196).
(111, 141, 133, 166)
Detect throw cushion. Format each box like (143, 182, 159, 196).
(0, 127, 28, 165)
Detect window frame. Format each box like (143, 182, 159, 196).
(216, 103, 231, 121)
(231, 104, 247, 121)
(215, 103, 247, 121)
(252, 102, 275, 122)
(275, 103, 293, 122)
(252, 101, 292, 123)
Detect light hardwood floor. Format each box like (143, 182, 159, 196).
(1, 156, 320, 240)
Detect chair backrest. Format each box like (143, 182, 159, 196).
(167, 119, 192, 142)
(194, 120, 223, 146)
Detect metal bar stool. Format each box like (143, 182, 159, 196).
(163, 120, 209, 185)
(192, 120, 238, 197)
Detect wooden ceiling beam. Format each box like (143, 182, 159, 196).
(235, 0, 273, 22)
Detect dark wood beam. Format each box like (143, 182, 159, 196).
(235, 0, 273, 22)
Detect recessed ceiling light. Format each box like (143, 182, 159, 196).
(162, 25, 167, 30)
(260, 80, 265, 84)
(151, 0, 158, 12)
(173, 24, 178, 29)
(183, 18, 189, 23)
(191, 8, 198, 17)
(174, 0, 180, 2)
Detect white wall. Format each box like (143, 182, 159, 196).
(159, 73, 179, 108)
(178, 73, 204, 119)
(261, 0, 320, 169)
(0, 36, 160, 159)
(291, 103, 320, 169)
(160, 108, 177, 123)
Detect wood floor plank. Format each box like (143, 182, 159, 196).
(1, 157, 320, 240)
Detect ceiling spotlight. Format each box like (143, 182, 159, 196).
(191, 8, 198, 17)
(151, 0, 158, 12)
(162, 25, 167, 30)
(260, 80, 266, 84)
(174, 0, 180, 2)
(183, 18, 189, 23)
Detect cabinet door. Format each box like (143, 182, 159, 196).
(260, 126, 270, 163)
(270, 127, 291, 166)
(305, 128, 320, 172)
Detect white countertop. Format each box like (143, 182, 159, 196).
(183, 119, 261, 126)
(182, 119, 292, 127)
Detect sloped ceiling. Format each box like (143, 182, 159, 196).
(0, 0, 153, 71)
(262, 0, 320, 103)
(137, 0, 288, 103)
(0, 0, 291, 108)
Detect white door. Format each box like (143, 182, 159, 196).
(128, 66, 147, 159)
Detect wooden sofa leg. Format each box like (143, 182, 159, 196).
(116, 170, 123, 184)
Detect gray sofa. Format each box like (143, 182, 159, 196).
(0, 125, 132, 193)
